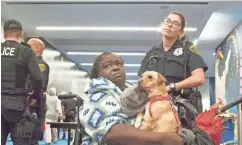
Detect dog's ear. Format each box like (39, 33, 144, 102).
(157, 73, 166, 85)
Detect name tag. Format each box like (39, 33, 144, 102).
(1, 47, 19, 57)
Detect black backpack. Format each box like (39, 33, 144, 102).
(65, 109, 76, 119)
(174, 97, 215, 145)
(180, 87, 203, 114)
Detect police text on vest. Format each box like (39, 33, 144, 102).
(1, 47, 16, 56)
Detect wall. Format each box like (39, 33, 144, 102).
(215, 21, 242, 113)
(198, 78, 210, 111)
(42, 48, 89, 97)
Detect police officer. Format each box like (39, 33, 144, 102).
(1, 19, 43, 145)
(27, 38, 50, 145)
(138, 11, 208, 96)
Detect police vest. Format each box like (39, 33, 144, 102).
(1, 41, 30, 95)
(140, 45, 190, 84)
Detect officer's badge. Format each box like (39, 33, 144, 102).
(173, 47, 183, 56)
(39, 64, 46, 72)
(189, 45, 200, 56)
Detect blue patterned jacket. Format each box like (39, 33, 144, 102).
(79, 77, 135, 145)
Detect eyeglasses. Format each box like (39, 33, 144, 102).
(163, 18, 181, 27)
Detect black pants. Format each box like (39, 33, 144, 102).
(1, 115, 33, 145)
(30, 96, 46, 145)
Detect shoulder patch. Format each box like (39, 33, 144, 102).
(39, 64, 46, 72)
(189, 45, 200, 56)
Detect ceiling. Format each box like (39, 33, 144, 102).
(2, 0, 242, 82)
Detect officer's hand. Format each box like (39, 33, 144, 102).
(166, 86, 171, 93)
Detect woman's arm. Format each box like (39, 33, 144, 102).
(80, 100, 183, 145)
(104, 124, 184, 145)
(174, 68, 205, 91)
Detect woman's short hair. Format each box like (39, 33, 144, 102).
(89, 52, 124, 79)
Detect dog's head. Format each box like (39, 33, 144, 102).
(138, 71, 166, 92)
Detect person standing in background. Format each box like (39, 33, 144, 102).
(45, 88, 62, 145)
(27, 38, 50, 145)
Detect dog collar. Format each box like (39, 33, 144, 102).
(148, 95, 171, 102)
(148, 95, 171, 118)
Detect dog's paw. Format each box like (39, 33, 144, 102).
(134, 113, 144, 128)
(139, 124, 147, 130)
(134, 122, 142, 128)
(140, 122, 152, 131)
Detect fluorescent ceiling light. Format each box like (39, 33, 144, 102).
(126, 73, 137, 76)
(51, 70, 87, 76)
(124, 64, 141, 67)
(36, 26, 197, 32)
(81, 63, 97, 66)
(67, 51, 146, 56)
(127, 80, 138, 83)
(81, 63, 141, 67)
(48, 62, 76, 68)
(43, 49, 61, 57)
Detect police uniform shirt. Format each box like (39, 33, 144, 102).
(37, 56, 49, 92)
(138, 39, 208, 84)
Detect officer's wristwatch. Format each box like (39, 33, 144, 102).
(169, 83, 176, 93)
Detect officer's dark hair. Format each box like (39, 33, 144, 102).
(167, 11, 186, 31)
(180, 34, 188, 44)
(89, 52, 124, 79)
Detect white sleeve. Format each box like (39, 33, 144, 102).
(56, 99, 62, 115)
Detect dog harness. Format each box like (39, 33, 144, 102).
(148, 95, 181, 131)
